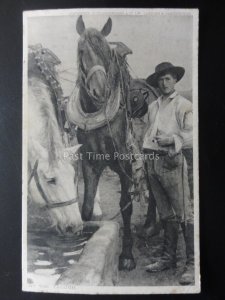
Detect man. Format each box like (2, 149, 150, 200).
(143, 62, 194, 285)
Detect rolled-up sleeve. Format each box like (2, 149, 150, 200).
(182, 111, 193, 148)
(174, 99, 193, 152)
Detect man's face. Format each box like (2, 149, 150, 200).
(157, 73, 177, 95)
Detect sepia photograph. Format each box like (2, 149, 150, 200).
(22, 8, 199, 294)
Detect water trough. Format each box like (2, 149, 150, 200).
(27, 221, 120, 288)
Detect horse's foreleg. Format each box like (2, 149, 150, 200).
(82, 161, 103, 221)
(93, 185, 102, 220)
(118, 171, 136, 271)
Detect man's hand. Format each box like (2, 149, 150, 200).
(155, 134, 174, 147)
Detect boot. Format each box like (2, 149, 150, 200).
(179, 222, 195, 285)
(145, 220, 179, 272)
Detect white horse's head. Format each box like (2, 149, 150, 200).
(28, 140, 83, 235)
(28, 76, 83, 236)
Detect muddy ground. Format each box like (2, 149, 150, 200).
(78, 169, 187, 286)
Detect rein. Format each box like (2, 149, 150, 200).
(28, 160, 78, 210)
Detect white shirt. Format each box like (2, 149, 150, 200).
(142, 91, 193, 154)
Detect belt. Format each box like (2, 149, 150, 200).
(143, 148, 168, 156)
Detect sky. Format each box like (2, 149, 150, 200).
(26, 10, 195, 96)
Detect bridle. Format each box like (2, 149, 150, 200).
(78, 38, 113, 106)
(80, 63, 109, 107)
(28, 160, 78, 210)
(85, 65, 107, 88)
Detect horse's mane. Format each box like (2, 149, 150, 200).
(28, 45, 65, 166)
(29, 74, 63, 167)
(28, 46, 62, 120)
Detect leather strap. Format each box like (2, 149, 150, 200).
(85, 65, 106, 87)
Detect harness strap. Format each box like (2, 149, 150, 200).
(85, 65, 106, 87)
(109, 200, 132, 220)
(33, 164, 51, 205)
(45, 198, 78, 209)
(28, 159, 39, 185)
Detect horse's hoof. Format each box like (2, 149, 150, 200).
(119, 256, 136, 271)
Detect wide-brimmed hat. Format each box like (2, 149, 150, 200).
(146, 62, 185, 87)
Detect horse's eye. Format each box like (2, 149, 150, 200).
(46, 177, 56, 185)
(80, 58, 86, 75)
(143, 91, 149, 100)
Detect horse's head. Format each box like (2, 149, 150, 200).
(76, 16, 113, 106)
(29, 141, 83, 235)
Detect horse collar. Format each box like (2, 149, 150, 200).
(66, 83, 121, 131)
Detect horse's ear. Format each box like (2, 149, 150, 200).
(76, 15, 85, 35)
(62, 144, 82, 163)
(101, 17, 112, 37)
(69, 144, 83, 154)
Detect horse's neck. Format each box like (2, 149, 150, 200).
(29, 63, 60, 119)
(28, 79, 63, 161)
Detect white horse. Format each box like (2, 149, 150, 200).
(27, 65, 83, 234)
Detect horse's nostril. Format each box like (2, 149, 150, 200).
(93, 89, 98, 97)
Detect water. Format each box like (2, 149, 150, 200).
(27, 227, 98, 286)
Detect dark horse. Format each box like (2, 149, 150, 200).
(71, 16, 140, 270)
